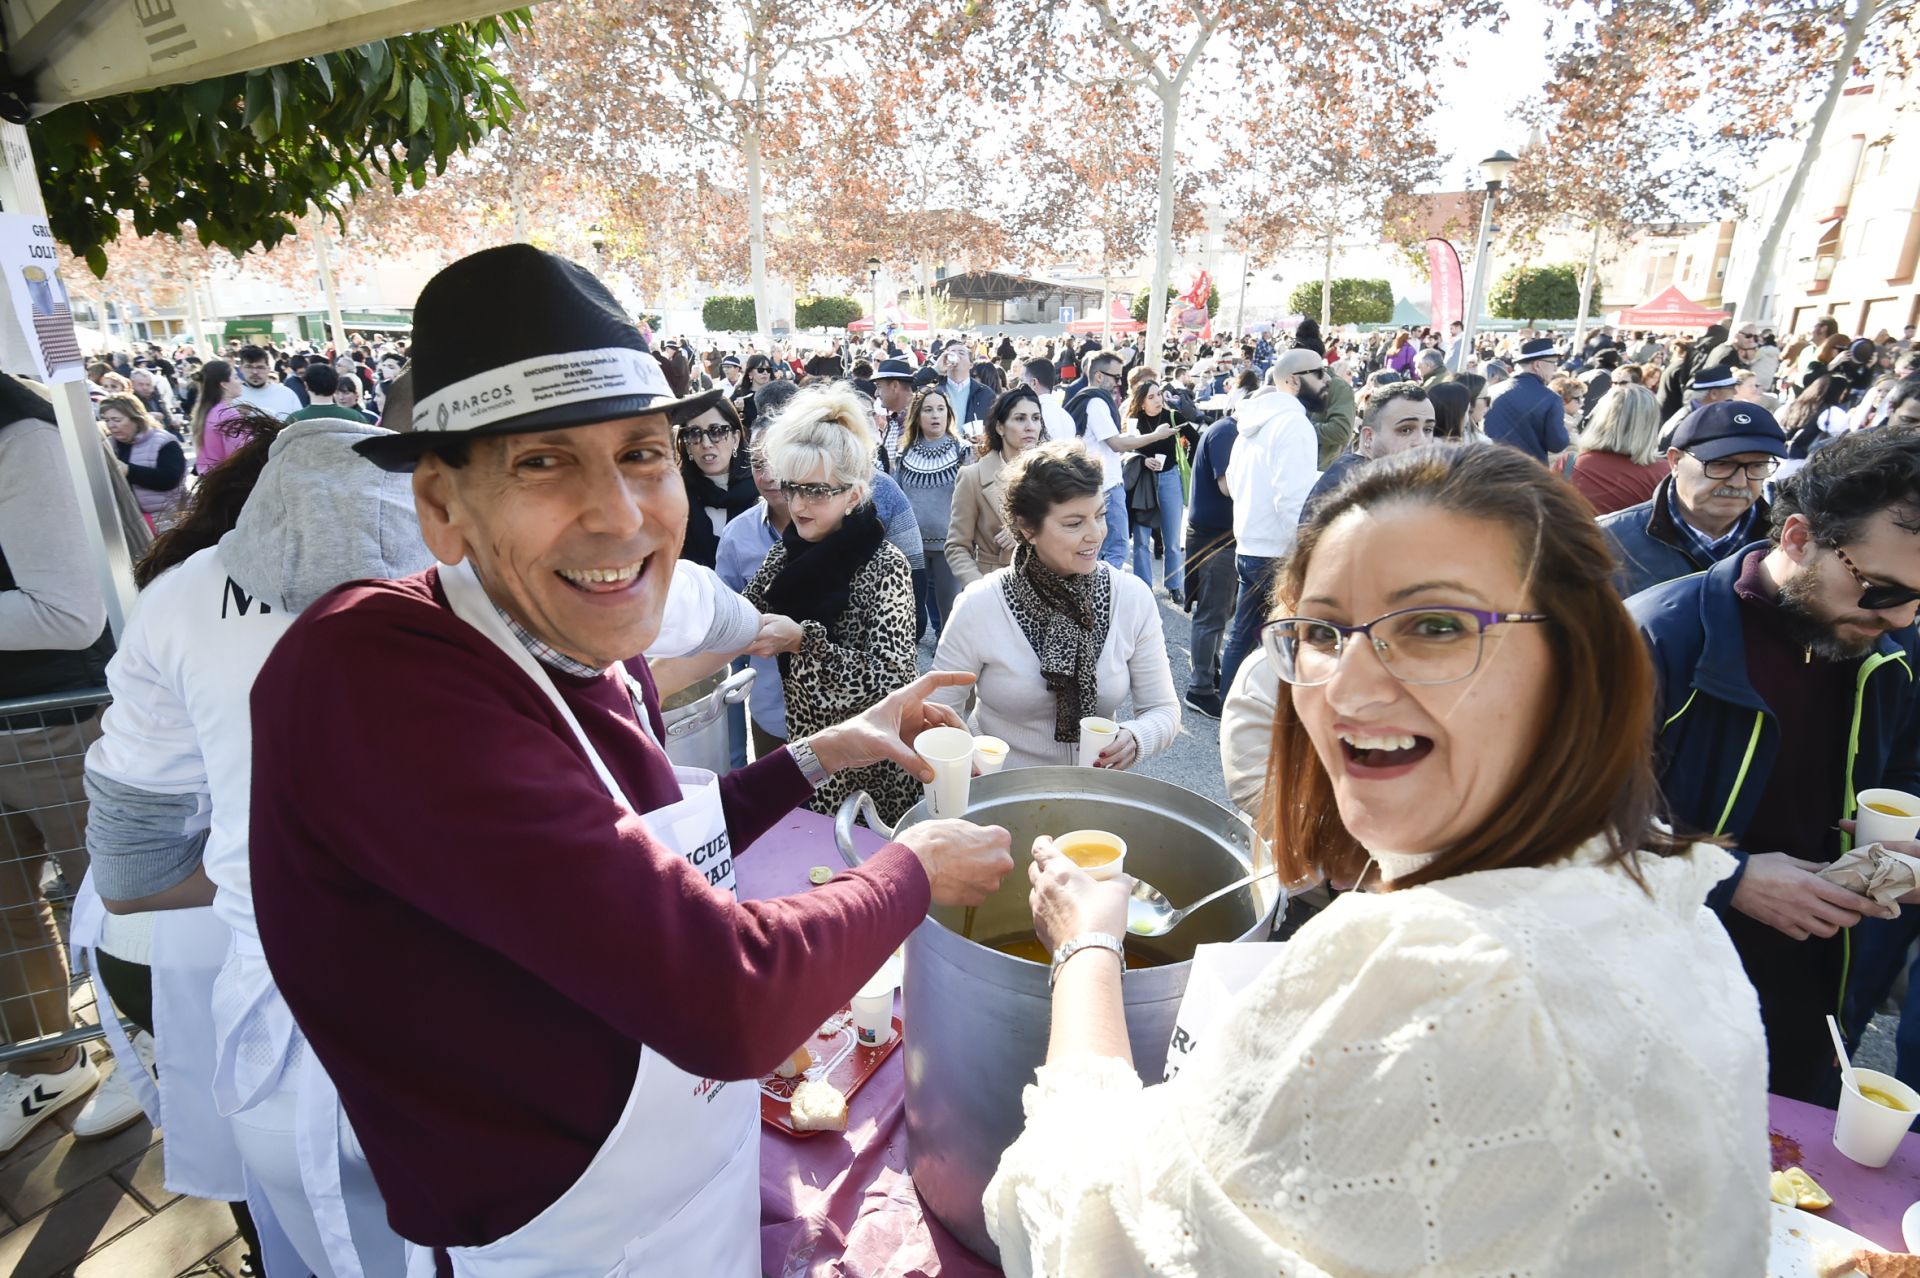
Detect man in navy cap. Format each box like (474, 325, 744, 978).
(1659, 362, 1739, 444)
(1599, 401, 1788, 596)
(1480, 336, 1566, 462)
(1629, 428, 1920, 1103)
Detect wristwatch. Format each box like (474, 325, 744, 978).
(1048, 932, 1126, 990)
(788, 737, 831, 789)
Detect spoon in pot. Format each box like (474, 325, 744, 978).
(1126, 868, 1281, 938)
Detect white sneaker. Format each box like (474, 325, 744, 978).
(72, 1031, 155, 1139)
(0, 1051, 99, 1153)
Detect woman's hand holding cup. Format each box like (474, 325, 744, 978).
(1029, 837, 1129, 953)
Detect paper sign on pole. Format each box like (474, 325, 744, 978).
(0, 213, 84, 382)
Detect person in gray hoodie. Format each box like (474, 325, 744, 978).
(83, 416, 430, 1278)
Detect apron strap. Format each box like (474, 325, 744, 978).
(438, 560, 641, 813)
(72, 874, 162, 1122)
(293, 1050, 367, 1278)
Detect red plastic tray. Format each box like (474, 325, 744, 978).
(759, 1003, 903, 1139)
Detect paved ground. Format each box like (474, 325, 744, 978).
(0, 1037, 246, 1278)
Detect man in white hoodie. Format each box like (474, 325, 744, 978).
(1218, 348, 1324, 692)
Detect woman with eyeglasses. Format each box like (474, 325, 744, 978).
(673, 397, 759, 568)
(985, 443, 1767, 1276)
(930, 441, 1178, 771)
(742, 384, 921, 822)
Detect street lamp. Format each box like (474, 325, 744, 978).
(865, 256, 882, 342)
(1453, 149, 1518, 373)
(588, 224, 606, 258)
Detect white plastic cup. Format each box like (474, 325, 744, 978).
(1052, 829, 1127, 882)
(1075, 716, 1119, 767)
(1856, 788, 1920, 848)
(914, 726, 975, 818)
(1834, 1067, 1920, 1167)
(972, 735, 1009, 775)
(851, 978, 895, 1048)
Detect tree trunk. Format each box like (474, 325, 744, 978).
(744, 119, 774, 347)
(918, 250, 934, 326)
(1572, 222, 1603, 353)
(1234, 247, 1251, 339)
(1736, 0, 1879, 322)
(1101, 267, 1112, 345)
(509, 163, 530, 243)
(183, 270, 207, 355)
(308, 208, 347, 354)
(1321, 230, 1335, 330)
(1143, 81, 1182, 369)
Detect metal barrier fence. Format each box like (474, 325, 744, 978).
(0, 687, 110, 1065)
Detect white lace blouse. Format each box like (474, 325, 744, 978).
(984, 840, 1768, 1277)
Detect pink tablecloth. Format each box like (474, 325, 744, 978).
(740, 809, 1002, 1278)
(1771, 1093, 1920, 1252)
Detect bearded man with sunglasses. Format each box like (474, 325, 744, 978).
(1600, 402, 1786, 596)
(1630, 428, 1920, 1104)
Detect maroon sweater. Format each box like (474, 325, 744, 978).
(249, 569, 930, 1247)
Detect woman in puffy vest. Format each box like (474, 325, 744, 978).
(100, 392, 188, 529)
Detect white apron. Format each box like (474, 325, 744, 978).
(398, 560, 759, 1278)
(71, 878, 247, 1199)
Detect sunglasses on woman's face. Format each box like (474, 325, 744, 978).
(680, 425, 737, 445)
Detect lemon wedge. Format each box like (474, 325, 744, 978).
(1783, 1166, 1833, 1210)
(1770, 1170, 1797, 1206)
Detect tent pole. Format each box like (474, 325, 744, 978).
(0, 121, 136, 637)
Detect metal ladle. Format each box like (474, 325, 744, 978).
(1125, 868, 1281, 938)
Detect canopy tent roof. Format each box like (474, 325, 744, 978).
(1066, 299, 1143, 335)
(2, 0, 516, 110)
(932, 269, 1103, 306)
(1391, 296, 1431, 327)
(1609, 285, 1731, 331)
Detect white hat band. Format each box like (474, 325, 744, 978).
(412, 347, 671, 435)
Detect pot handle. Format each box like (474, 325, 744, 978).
(718, 668, 755, 704)
(833, 790, 895, 869)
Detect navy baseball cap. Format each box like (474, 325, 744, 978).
(1672, 401, 1786, 461)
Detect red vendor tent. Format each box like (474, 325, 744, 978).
(1610, 286, 1732, 331)
(1067, 299, 1145, 335)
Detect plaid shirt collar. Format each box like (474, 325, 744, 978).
(1666, 480, 1758, 564)
(490, 598, 608, 679)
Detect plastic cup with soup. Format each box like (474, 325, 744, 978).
(914, 726, 975, 818)
(1075, 716, 1119, 767)
(1856, 788, 1920, 848)
(1834, 1067, 1920, 1167)
(1053, 829, 1127, 882)
(972, 735, 1009, 775)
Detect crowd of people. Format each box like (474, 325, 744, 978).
(6, 240, 1920, 1275)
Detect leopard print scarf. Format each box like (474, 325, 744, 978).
(1001, 543, 1111, 744)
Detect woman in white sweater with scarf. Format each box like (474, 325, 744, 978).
(985, 444, 1767, 1276)
(931, 441, 1178, 770)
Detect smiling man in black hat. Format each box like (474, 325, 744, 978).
(246, 245, 1012, 1276)
(1480, 335, 1567, 462)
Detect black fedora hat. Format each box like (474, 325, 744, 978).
(1514, 336, 1558, 362)
(356, 244, 721, 472)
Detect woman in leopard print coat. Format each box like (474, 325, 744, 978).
(744, 384, 921, 823)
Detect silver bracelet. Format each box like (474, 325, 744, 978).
(1048, 932, 1125, 990)
(788, 737, 831, 789)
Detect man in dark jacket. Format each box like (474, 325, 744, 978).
(1579, 348, 1622, 422)
(1479, 336, 1566, 462)
(1298, 383, 1436, 528)
(1599, 403, 1787, 596)
(1630, 428, 1920, 1103)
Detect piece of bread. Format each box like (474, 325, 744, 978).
(1820, 1249, 1920, 1278)
(788, 1080, 847, 1132)
(775, 1046, 812, 1080)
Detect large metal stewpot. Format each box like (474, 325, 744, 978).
(835, 766, 1281, 1264)
(659, 667, 753, 775)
